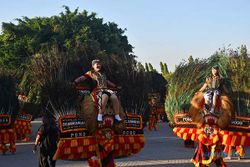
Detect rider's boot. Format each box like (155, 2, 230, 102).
(97, 114, 103, 128)
(114, 114, 122, 123)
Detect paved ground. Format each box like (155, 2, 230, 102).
(0, 122, 249, 167)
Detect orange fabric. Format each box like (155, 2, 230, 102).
(235, 145, 245, 157)
(148, 108, 158, 131)
(88, 158, 101, 167)
(174, 127, 250, 147)
(53, 137, 96, 160)
(148, 116, 158, 131)
(14, 120, 32, 140)
(53, 134, 145, 160)
(95, 128, 115, 167)
(192, 142, 226, 167)
(114, 135, 145, 157)
(0, 129, 16, 154)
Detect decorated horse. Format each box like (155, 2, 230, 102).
(173, 91, 250, 167)
(52, 85, 145, 167)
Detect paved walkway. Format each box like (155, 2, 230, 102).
(0, 122, 249, 167)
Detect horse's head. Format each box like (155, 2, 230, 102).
(188, 92, 234, 128)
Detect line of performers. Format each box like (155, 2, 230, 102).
(173, 65, 250, 167)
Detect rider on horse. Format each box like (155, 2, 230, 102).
(197, 65, 228, 115)
(74, 59, 122, 123)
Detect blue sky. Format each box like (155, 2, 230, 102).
(1, 0, 250, 71)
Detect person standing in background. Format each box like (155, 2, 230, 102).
(33, 116, 60, 167)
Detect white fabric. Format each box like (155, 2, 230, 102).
(204, 89, 220, 104)
(96, 89, 116, 113)
(115, 114, 122, 121)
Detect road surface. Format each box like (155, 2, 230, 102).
(0, 121, 249, 167)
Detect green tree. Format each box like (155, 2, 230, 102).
(0, 69, 19, 119)
(145, 63, 149, 72)
(0, 6, 133, 71)
(0, 6, 135, 102)
(228, 45, 250, 115)
(0, 7, 168, 118)
(148, 63, 154, 72)
(188, 55, 194, 64)
(137, 62, 145, 72)
(160, 61, 169, 80)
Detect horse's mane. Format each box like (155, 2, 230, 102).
(188, 92, 234, 128)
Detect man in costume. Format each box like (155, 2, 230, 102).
(74, 59, 122, 123)
(33, 116, 60, 167)
(148, 97, 159, 131)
